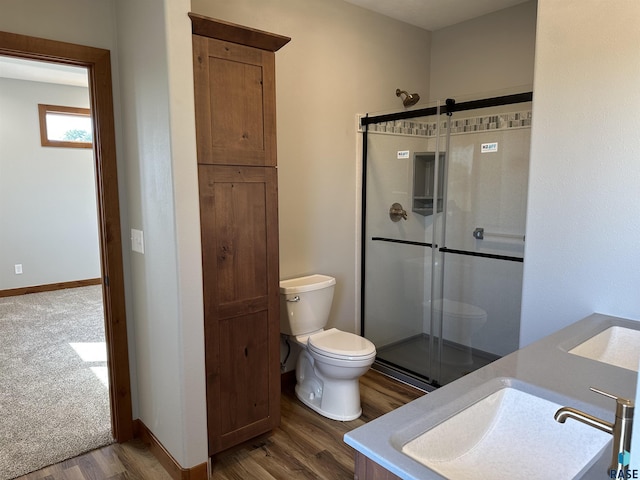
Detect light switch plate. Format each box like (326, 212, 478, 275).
(131, 228, 145, 254)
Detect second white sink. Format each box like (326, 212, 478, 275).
(569, 326, 640, 372)
(401, 386, 610, 480)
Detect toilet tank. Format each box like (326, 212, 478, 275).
(279, 274, 336, 336)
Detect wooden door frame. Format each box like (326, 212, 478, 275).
(0, 31, 133, 441)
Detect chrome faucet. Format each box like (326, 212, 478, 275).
(554, 387, 634, 474)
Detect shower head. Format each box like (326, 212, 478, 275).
(396, 88, 420, 107)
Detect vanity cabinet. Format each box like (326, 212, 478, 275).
(190, 13, 290, 455)
(355, 452, 402, 480)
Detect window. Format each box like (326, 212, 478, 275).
(38, 104, 93, 148)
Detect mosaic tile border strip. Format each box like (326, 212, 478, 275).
(368, 110, 532, 137)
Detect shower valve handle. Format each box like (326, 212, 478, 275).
(389, 203, 408, 222)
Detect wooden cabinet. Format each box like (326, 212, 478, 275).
(354, 452, 403, 480)
(189, 13, 290, 455)
(192, 34, 277, 167)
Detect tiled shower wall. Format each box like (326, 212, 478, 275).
(368, 110, 532, 136)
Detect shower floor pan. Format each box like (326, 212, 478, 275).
(375, 334, 499, 387)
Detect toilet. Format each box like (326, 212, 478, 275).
(280, 274, 376, 421)
(402, 256, 488, 366)
(432, 298, 487, 366)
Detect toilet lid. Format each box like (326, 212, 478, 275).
(308, 328, 376, 359)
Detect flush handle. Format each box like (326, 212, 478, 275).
(286, 295, 300, 303)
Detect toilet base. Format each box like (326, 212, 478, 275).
(295, 350, 365, 421)
(295, 384, 362, 421)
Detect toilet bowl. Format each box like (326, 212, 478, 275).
(402, 257, 487, 365)
(433, 298, 487, 365)
(280, 275, 376, 421)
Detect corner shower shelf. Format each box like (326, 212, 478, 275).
(413, 152, 445, 216)
(412, 197, 443, 216)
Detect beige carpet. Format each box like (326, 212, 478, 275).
(0, 286, 113, 479)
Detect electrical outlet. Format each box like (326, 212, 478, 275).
(14, 264, 22, 274)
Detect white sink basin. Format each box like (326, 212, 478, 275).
(569, 326, 640, 371)
(401, 387, 610, 480)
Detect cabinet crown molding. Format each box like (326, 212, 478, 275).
(188, 13, 291, 52)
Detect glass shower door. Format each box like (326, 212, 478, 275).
(362, 104, 445, 387)
(362, 94, 532, 389)
(430, 100, 531, 386)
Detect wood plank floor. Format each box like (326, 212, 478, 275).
(16, 370, 424, 480)
(13, 439, 173, 480)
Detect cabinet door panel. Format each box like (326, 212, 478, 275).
(199, 166, 276, 315)
(193, 35, 276, 166)
(213, 180, 267, 304)
(218, 311, 270, 435)
(199, 164, 280, 454)
(210, 57, 264, 152)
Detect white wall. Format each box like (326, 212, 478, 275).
(190, 0, 431, 336)
(164, 0, 209, 468)
(520, 0, 640, 345)
(429, 0, 537, 101)
(0, 0, 139, 426)
(0, 77, 100, 289)
(0, 0, 117, 50)
(632, 357, 640, 471)
(114, 0, 206, 468)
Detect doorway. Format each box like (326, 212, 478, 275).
(0, 32, 133, 445)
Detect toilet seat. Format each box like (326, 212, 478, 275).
(307, 328, 376, 360)
(433, 298, 487, 320)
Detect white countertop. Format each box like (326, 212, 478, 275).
(344, 313, 639, 479)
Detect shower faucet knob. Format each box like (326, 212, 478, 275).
(389, 203, 408, 222)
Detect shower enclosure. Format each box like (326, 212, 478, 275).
(361, 93, 532, 389)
